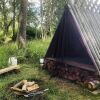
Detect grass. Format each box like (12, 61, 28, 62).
(0, 38, 100, 100)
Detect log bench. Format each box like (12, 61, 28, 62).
(0, 65, 20, 75)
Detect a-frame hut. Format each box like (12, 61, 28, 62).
(44, 0, 100, 90)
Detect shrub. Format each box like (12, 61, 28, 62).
(0, 38, 51, 68)
(17, 39, 49, 64)
(26, 26, 41, 39)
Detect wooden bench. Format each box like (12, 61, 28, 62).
(0, 65, 20, 75)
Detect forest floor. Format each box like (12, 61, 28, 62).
(0, 38, 100, 100)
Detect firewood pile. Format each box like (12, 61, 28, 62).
(11, 80, 49, 97)
(11, 80, 39, 95)
(44, 59, 100, 92)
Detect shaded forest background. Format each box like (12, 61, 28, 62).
(0, 0, 67, 68)
(0, 0, 67, 44)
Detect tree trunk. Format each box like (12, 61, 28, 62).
(18, 0, 28, 48)
(2, 0, 8, 36)
(12, 0, 16, 37)
(40, 0, 45, 40)
(44, 0, 55, 37)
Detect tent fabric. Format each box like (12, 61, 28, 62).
(45, 0, 100, 75)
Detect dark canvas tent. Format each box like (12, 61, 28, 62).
(45, 0, 100, 80)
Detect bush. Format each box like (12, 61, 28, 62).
(17, 39, 49, 64)
(0, 38, 51, 68)
(26, 26, 41, 39)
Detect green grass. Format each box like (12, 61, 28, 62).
(0, 43, 17, 68)
(0, 38, 100, 100)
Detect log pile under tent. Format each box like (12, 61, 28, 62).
(44, 0, 100, 91)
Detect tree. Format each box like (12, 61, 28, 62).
(0, 0, 17, 38)
(2, 0, 8, 36)
(12, 0, 16, 36)
(0, 0, 68, 43)
(40, 0, 45, 40)
(44, 0, 54, 36)
(18, 0, 28, 48)
(40, 0, 53, 39)
(39, 0, 67, 38)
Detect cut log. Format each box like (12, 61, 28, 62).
(11, 80, 28, 93)
(0, 65, 20, 75)
(22, 84, 27, 91)
(11, 87, 28, 93)
(11, 80, 40, 95)
(27, 84, 39, 92)
(22, 81, 35, 91)
(25, 81, 35, 86)
(13, 80, 27, 88)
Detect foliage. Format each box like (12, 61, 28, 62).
(0, 0, 68, 42)
(27, 2, 39, 27)
(26, 26, 41, 39)
(0, 0, 41, 42)
(0, 43, 17, 68)
(0, 38, 51, 68)
(17, 38, 50, 64)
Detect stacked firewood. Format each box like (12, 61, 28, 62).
(11, 80, 39, 95)
(44, 59, 100, 91)
(43, 60, 56, 75)
(45, 60, 81, 81)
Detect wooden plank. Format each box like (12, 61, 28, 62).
(0, 65, 20, 75)
(11, 87, 25, 93)
(13, 80, 27, 88)
(65, 60, 95, 72)
(46, 58, 96, 72)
